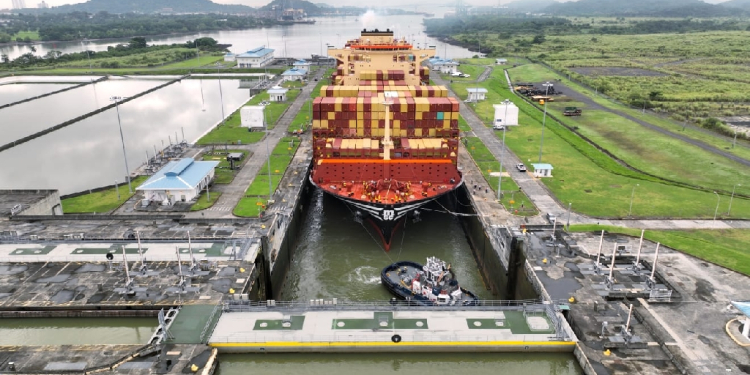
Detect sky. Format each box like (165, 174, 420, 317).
(3, 0, 734, 9)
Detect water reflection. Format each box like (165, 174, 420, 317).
(0, 318, 154, 345)
(0, 83, 74, 106)
(0, 79, 164, 143)
(0, 15, 472, 60)
(0, 79, 250, 194)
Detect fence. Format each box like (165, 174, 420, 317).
(224, 298, 560, 312)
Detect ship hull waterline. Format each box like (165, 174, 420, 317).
(310, 176, 464, 251)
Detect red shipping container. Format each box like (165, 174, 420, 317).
(451, 120, 458, 129)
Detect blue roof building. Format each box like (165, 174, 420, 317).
(236, 47, 275, 68)
(281, 68, 308, 81)
(137, 158, 219, 205)
(531, 163, 554, 178)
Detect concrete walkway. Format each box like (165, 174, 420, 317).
(185, 69, 325, 219)
(432, 71, 750, 230)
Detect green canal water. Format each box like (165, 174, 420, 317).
(280, 190, 493, 301)
(216, 353, 582, 375)
(0, 318, 154, 345)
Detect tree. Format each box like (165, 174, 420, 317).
(532, 34, 546, 44)
(648, 91, 664, 101)
(128, 37, 147, 49)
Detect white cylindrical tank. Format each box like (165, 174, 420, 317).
(493, 101, 519, 126)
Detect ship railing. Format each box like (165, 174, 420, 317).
(222, 299, 565, 312)
(209, 332, 572, 344)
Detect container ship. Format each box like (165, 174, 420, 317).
(310, 29, 462, 251)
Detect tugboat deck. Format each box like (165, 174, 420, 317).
(208, 308, 575, 353)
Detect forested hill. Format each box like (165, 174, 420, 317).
(261, 0, 321, 15)
(504, 0, 556, 13)
(542, 0, 743, 17)
(26, 0, 254, 14)
(721, 0, 750, 11)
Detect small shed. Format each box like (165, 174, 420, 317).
(241, 105, 265, 130)
(281, 68, 307, 82)
(495, 58, 508, 65)
(467, 88, 488, 102)
(226, 152, 244, 162)
(531, 163, 554, 178)
(267, 86, 288, 102)
(493, 101, 519, 126)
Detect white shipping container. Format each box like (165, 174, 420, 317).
(241, 106, 265, 129)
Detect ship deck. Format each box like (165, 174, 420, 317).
(315, 178, 459, 206)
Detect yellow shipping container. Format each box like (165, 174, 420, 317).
(357, 98, 364, 112)
(429, 129, 436, 137)
(415, 128, 423, 137)
(328, 112, 335, 120)
(356, 128, 364, 137)
(322, 120, 328, 128)
(335, 97, 343, 112)
(320, 85, 329, 97)
(357, 112, 364, 120)
(393, 120, 400, 129)
(416, 112, 423, 120)
(312, 120, 321, 129)
(443, 120, 450, 129)
(349, 119, 356, 129)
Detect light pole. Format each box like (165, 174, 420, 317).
(713, 191, 720, 220)
(115, 180, 120, 201)
(728, 184, 741, 215)
(538, 82, 553, 163)
(217, 68, 226, 126)
(110, 96, 132, 193)
(497, 100, 510, 201)
(628, 183, 639, 217)
(566, 202, 572, 231)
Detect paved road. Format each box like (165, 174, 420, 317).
(552, 81, 750, 168)
(432, 71, 750, 230)
(185, 69, 325, 219)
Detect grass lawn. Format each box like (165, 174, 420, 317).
(569, 225, 750, 277)
(190, 191, 222, 211)
(440, 64, 486, 82)
(162, 53, 225, 69)
(61, 176, 148, 213)
(464, 137, 537, 215)
(234, 136, 300, 217)
(282, 80, 305, 89)
(508, 63, 750, 165)
(13, 30, 40, 41)
(289, 100, 312, 132)
(196, 89, 298, 145)
(202, 149, 247, 184)
(450, 67, 750, 219)
(458, 114, 471, 132)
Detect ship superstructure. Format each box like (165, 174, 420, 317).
(310, 29, 462, 250)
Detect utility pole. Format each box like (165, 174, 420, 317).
(538, 82, 552, 163)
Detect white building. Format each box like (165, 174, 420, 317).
(137, 158, 219, 205)
(531, 163, 554, 178)
(12, 0, 26, 9)
(495, 58, 508, 65)
(241, 105, 265, 130)
(493, 100, 519, 126)
(224, 53, 236, 62)
(293, 59, 311, 70)
(281, 68, 307, 81)
(236, 47, 275, 68)
(430, 58, 459, 74)
(466, 88, 488, 102)
(267, 86, 288, 102)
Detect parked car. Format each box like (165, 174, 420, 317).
(516, 163, 527, 172)
(493, 123, 504, 130)
(459, 73, 470, 78)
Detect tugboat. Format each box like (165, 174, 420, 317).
(381, 257, 479, 306)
